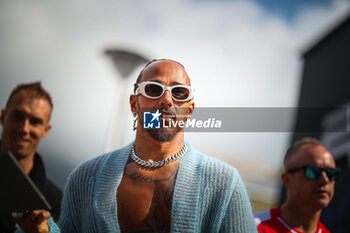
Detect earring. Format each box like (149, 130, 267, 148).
(133, 113, 138, 131)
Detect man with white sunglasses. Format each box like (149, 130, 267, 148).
(254, 138, 338, 233)
(15, 59, 256, 232)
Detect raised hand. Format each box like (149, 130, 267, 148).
(13, 209, 51, 233)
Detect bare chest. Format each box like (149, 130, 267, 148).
(117, 164, 178, 233)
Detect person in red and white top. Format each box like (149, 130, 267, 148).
(254, 138, 339, 233)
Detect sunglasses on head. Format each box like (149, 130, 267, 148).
(287, 165, 339, 181)
(135, 81, 194, 102)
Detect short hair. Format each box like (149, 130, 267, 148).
(283, 137, 323, 168)
(5, 82, 53, 118)
(133, 59, 188, 94)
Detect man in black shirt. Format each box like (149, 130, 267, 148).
(0, 82, 62, 232)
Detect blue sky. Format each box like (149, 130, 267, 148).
(194, 0, 339, 22)
(255, 0, 333, 22)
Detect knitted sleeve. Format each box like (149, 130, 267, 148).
(56, 170, 84, 232)
(220, 172, 257, 233)
(57, 156, 105, 232)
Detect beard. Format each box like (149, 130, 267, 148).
(137, 102, 188, 142)
(147, 127, 178, 142)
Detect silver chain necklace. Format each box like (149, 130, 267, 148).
(130, 144, 188, 168)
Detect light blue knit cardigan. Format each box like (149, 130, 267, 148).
(18, 141, 257, 233)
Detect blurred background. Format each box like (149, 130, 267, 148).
(1, 0, 350, 231)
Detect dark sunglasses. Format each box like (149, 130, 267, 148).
(287, 165, 339, 181)
(135, 81, 194, 102)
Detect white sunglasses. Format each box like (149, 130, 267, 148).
(135, 81, 194, 102)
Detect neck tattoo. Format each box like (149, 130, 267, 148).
(130, 144, 188, 168)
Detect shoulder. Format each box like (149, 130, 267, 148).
(254, 209, 272, 225)
(185, 141, 240, 192)
(186, 141, 239, 180)
(254, 207, 283, 232)
(69, 142, 133, 183)
(318, 220, 331, 233)
(69, 152, 109, 180)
